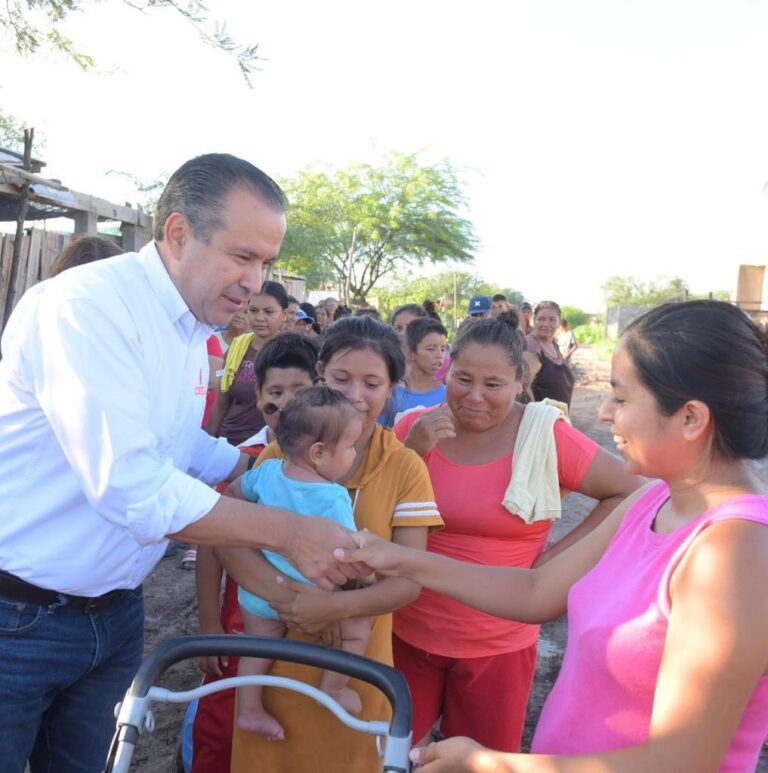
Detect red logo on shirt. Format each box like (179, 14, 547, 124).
(194, 367, 206, 396)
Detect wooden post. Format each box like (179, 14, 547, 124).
(119, 217, 152, 253)
(2, 128, 34, 334)
(73, 210, 98, 235)
(120, 223, 139, 252)
(0, 236, 14, 327)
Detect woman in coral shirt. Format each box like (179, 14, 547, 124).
(392, 314, 642, 752)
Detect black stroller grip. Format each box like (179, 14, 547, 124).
(127, 634, 413, 739)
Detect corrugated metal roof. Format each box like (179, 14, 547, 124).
(0, 147, 46, 173)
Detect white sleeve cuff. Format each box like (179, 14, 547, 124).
(126, 465, 221, 545)
(187, 430, 240, 486)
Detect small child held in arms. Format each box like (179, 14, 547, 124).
(379, 316, 448, 427)
(232, 386, 369, 740)
(191, 333, 319, 773)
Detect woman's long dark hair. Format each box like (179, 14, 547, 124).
(624, 300, 768, 460)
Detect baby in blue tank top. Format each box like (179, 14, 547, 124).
(234, 386, 370, 741)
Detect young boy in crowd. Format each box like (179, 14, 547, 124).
(378, 317, 448, 427)
(190, 333, 319, 773)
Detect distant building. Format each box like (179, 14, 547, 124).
(735, 264, 768, 315)
(605, 304, 649, 339)
(269, 268, 306, 301)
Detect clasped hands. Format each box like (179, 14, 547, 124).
(269, 529, 404, 636)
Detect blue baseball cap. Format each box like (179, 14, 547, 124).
(468, 295, 492, 315)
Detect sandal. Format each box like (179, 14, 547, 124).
(180, 548, 197, 570)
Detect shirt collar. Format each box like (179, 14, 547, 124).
(240, 425, 271, 448)
(137, 242, 214, 342)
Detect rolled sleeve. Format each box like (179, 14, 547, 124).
(188, 429, 240, 485)
(127, 465, 221, 545)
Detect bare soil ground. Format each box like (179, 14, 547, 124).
(132, 345, 768, 771)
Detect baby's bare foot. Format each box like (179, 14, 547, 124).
(237, 711, 285, 740)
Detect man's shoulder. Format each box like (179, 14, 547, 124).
(2, 251, 164, 368)
(3, 254, 135, 346)
(16, 253, 145, 327)
(54, 252, 143, 300)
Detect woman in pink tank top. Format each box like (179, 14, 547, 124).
(343, 300, 768, 772)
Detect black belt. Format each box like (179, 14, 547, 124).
(0, 570, 133, 613)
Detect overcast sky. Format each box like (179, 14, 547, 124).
(2, 0, 767, 310)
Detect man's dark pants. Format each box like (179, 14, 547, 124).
(0, 586, 144, 772)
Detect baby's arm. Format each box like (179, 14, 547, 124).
(223, 475, 248, 500)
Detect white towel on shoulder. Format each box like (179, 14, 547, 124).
(502, 399, 570, 524)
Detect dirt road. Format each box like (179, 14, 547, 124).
(132, 345, 767, 771)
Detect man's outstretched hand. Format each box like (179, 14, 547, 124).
(282, 516, 363, 591)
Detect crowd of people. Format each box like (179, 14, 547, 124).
(0, 152, 766, 773)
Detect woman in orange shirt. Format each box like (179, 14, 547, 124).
(218, 316, 444, 772)
(392, 314, 642, 752)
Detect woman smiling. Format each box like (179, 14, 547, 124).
(207, 281, 288, 446)
(218, 315, 444, 772)
(392, 314, 642, 753)
(347, 301, 768, 773)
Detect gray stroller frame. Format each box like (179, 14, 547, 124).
(103, 634, 413, 772)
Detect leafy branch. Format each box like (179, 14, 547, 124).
(1, 0, 260, 84)
(120, 1, 260, 85)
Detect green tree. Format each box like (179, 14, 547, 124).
(372, 270, 476, 322)
(1, 1, 259, 83)
(279, 153, 478, 305)
(601, 274, 691, 307)
(472, 283, 524, 308)
(370, 270, 525, 334)
(0, 111, 27, 151)
(560, 305, 589, 328)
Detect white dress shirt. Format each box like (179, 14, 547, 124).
(0, 242, 240, 595)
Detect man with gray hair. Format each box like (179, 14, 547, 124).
(0, 153, 358, 772)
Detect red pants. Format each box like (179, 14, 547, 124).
(190, 666, 238, 773)
(191, 577, 243, 773)
(393, 634, 537, 752)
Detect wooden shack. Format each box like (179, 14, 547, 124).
(1, 142, 308, 337)
(0, 146, 151, 333)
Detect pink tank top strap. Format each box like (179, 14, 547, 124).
(658, 494, 768, 617)
(611, 481, 670, 539)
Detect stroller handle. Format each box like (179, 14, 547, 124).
(127, 634, 412, 739)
